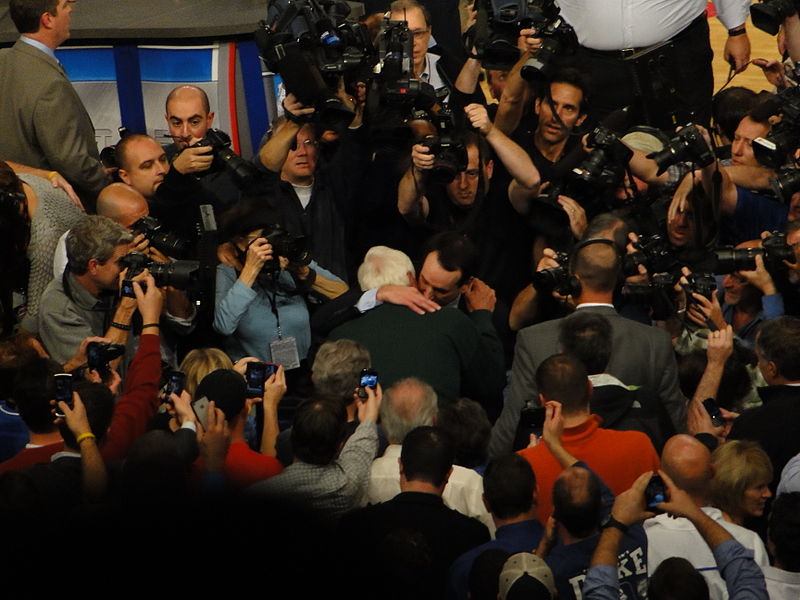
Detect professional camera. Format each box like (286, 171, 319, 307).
(189, 128, 259, 186)
(714, 232, 795, 274)
(86, 341, 125, 377)
(623, 234, 680, 277)
(770, 167, 800, 203)
(572, 125, 633, 188)
(375, 19, 437, 110)
(255, 0, 358, 129)
(752, 86, 800, 169)
(681, 272, 717, 305)
(646, 124, 715, 175)
(261, 224, 311, 271)
(417, 108, 469, 184)
(751, 0, 799, 36)
(520, 1, 576, 82)
(119, 252, 201, 292)
(99, 126, 130, 170)
(467, 0, 537, 70)
(532, 250, 571, 295)
(130, 216, 189, 259)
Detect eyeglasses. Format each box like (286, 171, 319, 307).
(411, 28, 430, 38)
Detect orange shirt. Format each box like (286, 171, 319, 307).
(518, 415, 660, 524)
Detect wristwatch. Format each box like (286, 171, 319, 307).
(600, 514, 629, 534)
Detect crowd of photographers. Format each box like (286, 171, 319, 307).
(5, 0, 800, 596)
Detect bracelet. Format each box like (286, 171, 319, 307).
(141, 323, 160, 330)
(47, 171, 58, 181)
(727, 27, 746, 37)
(76, 432, 96, 445)
(110, 321, 131, 331)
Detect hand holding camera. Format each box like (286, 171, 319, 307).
(132, 271, 164, 325)
(172, 143, 215, 175)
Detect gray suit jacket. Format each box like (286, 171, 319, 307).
(489, 305, 687, 458)
(0, 39, 106, 196)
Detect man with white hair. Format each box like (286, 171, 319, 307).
(328, 246, 505, 407)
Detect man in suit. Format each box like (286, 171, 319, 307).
(489, 238, 686, 458)
(0, 0, 107, 200)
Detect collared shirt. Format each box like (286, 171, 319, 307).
(419, 52, 448, 100)
(19, 35, 57, 63)
(763, 565, 800, 600)
(557, 0, 750, 50)
(38, 271, 110, 364)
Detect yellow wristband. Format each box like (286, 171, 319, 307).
(76, 432, 96, 444)
(47, 171, 58, 181)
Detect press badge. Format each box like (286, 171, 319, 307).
(270, 336, 300, 370)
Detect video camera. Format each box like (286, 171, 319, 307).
(467, 0, 537, 70)
(714, 232, 795, 274)
(520, 1, 575, 82)
(256, 0, 369, 129)
(374, 19, 437, 111)
(188, 128, 259, 187)
(417, 107, 469, 184)
(130, 215, 190, 259)
(646, 124, 715, 175)
(118, 252, 202, 295)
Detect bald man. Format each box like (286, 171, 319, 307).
(644, 435, 768, 600)
(162, 84, 242, 216)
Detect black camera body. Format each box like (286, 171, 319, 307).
(646, 124, 714, 175)
(753, 86, 800, 169)
(532, 250, 572, 295)
(520, 1, 575, 82)
(572, 125, 633, 188)
(190, 128, 259, 186)
(714, 232, 795, 274)
(130, 215, 189, 259)
(260, 225, 311, 272)
(119, 252, 201, 293)
(769, 167, 800, 203)
(682, 272, 717, 306)
(475, 0, 537, 70)
(86, 341, 125, 377)
(751, 0, 799, 36)
(418, 108, 469, 185)
(623, 234, 680, 278)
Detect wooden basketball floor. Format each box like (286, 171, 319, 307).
(709, 15, 780, 93)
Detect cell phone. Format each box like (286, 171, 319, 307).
(702, 397, 725, 428)
(191, 396, 210, 429)
(645, 474, 668, 511)
(357, 368, 378, 399)
(245, 362, 277, 397)
(164, 370, 185, 399)
(521, 406, 547, 438)
(121, 278, 136, 298)
(53, 373, 73, 418)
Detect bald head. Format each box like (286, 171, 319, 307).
(552, 465, 602, 538)
(661, 434, 713, 503)
(166, 85, 210, 114)
(165, 85, 214, 148)
(97, 183, 149, 228)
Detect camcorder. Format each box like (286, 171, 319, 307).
(130, 215, 190, 259)
(118, 252, 202, 297)
(188, 128, 260, 187)
(256, 0, 373, 130)
(417, 107, 469, 184)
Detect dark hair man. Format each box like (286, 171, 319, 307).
(447, 454, 543, 600)
(517, 354, 659, 525)
(340, 426, 490, 599)
(247, 384, 380, 521)
(0, 0, 108, 201)
(729, 316, 800, 490)
(492, 239, 686, 457)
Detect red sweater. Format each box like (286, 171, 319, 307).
(100, 333, 162, 463)
(518, 414, 660, 524)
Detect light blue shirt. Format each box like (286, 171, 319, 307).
(19, 35, 58, 63)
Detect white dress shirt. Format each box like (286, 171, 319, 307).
(556, 0, 750, 50)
